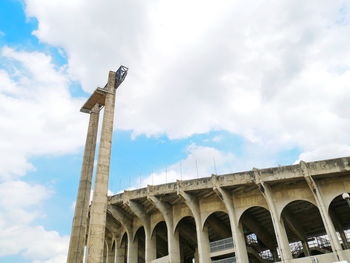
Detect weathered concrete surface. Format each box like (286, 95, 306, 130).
(104, 157, 350, 263)
(86, 71, 117, 263)
(67, 104, 100, 263)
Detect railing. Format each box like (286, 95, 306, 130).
(212, 256, 236, 263)
(289, 241, 304, 256)
(288, 236, 332, 258)
(258, 249, 274, 261)
(210, 237, 234, 253)
(308, 236, 331, 249)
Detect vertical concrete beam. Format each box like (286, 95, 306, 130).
(329, 209, 350, 249)
(67, 104, 100, 263)
(215, 186, 249, 263)
(107, 205, 132, 263)
(148, 195, 181, 263)
(178, 190, 211, 263)
(86, 71, 117, 263)
(128, 237, 138, 263)
(115, 239, 126, 263)
(253, 169, 293, 263)
(302, 240, 310, 257)
(300, 161, 345, 261)
(127, 200, 156, 263)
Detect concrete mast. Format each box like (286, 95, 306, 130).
(67, 103, 101, 263)
(86, 67, 128, 263)
(67, 66, 127, 263)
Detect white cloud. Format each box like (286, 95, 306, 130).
(23, 0, 350, 161)
(0, 47, 86, 179)
(0, 180, 68, 262)
(296, 144, 350, 163)
(140, 143, 235, 187)
(0, 47, 85, 262)
(1, 225, 68, 262)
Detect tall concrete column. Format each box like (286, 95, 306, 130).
(107, 206, 132, 263)
(169, 230, 181, 263)
(115, 239, 126, 263)
(127, 200, 156, 263)
(179, 190, 211, 263)
(67, 104, 100, 263)
(215, 187, 249, 263)
(253, 169, 293, 263)
(86, 71, 117, 263)
(148, 195, 181, 263)
(146, 233, 156, 262)
(127, 237, 138, 263)
(300, 161, 345, 261)
(107, 243, 115, 263)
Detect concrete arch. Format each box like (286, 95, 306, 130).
(234, 192, 269, 221)
(133, 225, 145, 242)
(131, 219, 143, 240)
(151, 220, 167, 237)
(174, 216, 198, 263)
(152, 221, 169, 259)
(238, 205, 270, 223)
(150, 212, 165, 235)
(120, 231, 127, 246)
(281, 199, 332, 258)
(328, 194, 350, 249)
(327, 190, 350, 212)
(318, 176, 350, 209)
(279, 198, 317, 221)
(239, 206, 279, 262)
(173, 204, 193, 233)
(199, 194, 227, 227)
(202, 210, 232, 248)
(201, 209, 228, 230)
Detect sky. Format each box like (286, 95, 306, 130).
(1, 0, 350, 262)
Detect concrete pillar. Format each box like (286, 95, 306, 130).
(107, 206, 132, 263)
(86, 71, 117, 263)
(107, 242, 116, 263)
(104, 241, 109, 263)
(179, 190, 211, 263)
(194, 248, 199, 263)
(115, 247, 127, 263)
(127, 237, 138, 263)
(300, 161, 346, 261)
(339, 230, 350, 249)
(127, 200, 156, 263)
(145, 230, 156, 262)
(330, 210, 350, 249)
(148, 195, 181, 263)
(67, 104, 100, 263)
(115, 235, 128, 263)
(169, 229, 181, 263)
(302, 240, 310, 257)
(253, 169, 292, 263)
(215, 187, 249, 263)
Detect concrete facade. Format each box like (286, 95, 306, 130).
(67, 68, 350, 263)
(105, 158, 350, 263)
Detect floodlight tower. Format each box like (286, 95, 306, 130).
(67, 66, 128, 263)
